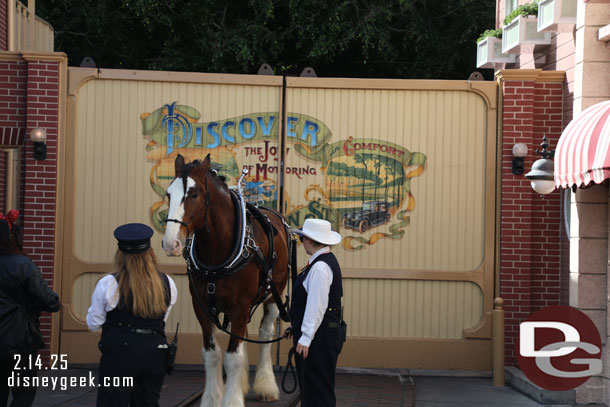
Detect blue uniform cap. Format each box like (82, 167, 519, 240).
(113, 223, 154, 254)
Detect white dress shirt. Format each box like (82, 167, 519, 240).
(298, 246, 333, 348)
(86, 273, 178, 331)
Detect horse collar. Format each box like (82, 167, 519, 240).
(183, 188, 250, 277)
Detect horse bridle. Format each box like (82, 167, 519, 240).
(164, 171, 212, 237)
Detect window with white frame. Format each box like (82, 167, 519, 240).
(505, 0, 518, 19)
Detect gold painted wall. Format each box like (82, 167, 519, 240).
(284, 85, 487, 272)
(73, 273, 481, 339)
(61, 69, 497, 369)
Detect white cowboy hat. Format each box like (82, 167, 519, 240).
(293, 219, 342, 246)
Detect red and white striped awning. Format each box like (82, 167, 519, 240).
(554, 100, 610, 189)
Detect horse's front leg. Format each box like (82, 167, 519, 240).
(193, 298, 224, 407)
(253, 300, 280, 401)
(222, 310, 249, 407)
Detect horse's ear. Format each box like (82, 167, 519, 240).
(202, 153, 211, 167)
(175, 154, 185, 176)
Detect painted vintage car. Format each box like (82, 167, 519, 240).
(343, 201, 391, 233)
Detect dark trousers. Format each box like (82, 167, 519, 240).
(0, 355, 37, 407)
(293, 321, 342, 407)
(96, 332, 167, 407)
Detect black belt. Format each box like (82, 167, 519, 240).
(130, 328, 160, 335)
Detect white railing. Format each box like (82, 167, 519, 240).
(8, 0, 54, 52)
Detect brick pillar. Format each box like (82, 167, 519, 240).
(22, 53, 63, 363)
(496, 69, 565, 365)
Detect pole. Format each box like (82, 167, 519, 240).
(492, 297, 505, 386)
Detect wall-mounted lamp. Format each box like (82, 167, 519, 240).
(525, 136, 555, 195)
(512, 143, 528, 175)
(30, 127, 47, 160)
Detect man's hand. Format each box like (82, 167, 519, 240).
(296, 343, 309, 359)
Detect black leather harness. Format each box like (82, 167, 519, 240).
(179, 189, 296, 343)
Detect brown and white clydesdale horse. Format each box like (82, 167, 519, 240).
(161, 154, 291, 407)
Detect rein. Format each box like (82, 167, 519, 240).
(165, 217, 188, 231)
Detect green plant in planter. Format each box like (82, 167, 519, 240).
(477, 29, 503, 43)
(504, 1, 539, 26)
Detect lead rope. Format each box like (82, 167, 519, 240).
(281, 347, 298, 394)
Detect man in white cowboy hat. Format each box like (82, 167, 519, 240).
(291, 218, 345, 407)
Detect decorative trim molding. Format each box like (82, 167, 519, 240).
(495, 69, 566, 83)
(21, 51, 67, 62)
(0, 51, 67, 63)
(0, 51, 26, 61)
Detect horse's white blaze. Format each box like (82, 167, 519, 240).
(253, 303, 280, 401)
(222, 343, 246, 407)
(162, 176, 196, 256)
(201, 345, 223, 407)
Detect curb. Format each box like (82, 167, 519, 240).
(505, 366, 575, 405)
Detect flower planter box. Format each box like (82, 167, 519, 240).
(537, 0, 577, 32)
(502, 15, 552, 54)
(476, 37, 516, 68)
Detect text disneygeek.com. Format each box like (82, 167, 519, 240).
(8, 371, 134, 391)
(9, 354, 133, 390)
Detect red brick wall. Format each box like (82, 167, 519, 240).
(0, 0, 7, 51)
(500, 78, 563, 365)
(0, 56, 60, 363)
(0, 60, 27, 129)
(24, 59, 59, 362)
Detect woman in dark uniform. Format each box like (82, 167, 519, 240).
(291, 219, 344, 407)
(86, 223, 177, 407)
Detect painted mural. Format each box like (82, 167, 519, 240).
(140, 102, 427, 251)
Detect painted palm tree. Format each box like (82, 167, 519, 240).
(382, 156, 393, 203)
(373, 158, 382, 202)
(385, 159, 402, 208)
(395, 162, 405, 206)
(353, 153, 369, 206)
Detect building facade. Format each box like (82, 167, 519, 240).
(485, 0, 610, 403)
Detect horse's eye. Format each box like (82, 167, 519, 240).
(191, 193, 199, 199)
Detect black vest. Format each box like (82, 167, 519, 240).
(102, 272, 170, 336)
(290, 252, 343, 333)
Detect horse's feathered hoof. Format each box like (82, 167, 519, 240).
(257, 394, 280, 402)
(253, 371, 280, 402)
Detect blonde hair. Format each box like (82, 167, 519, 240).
(113, 248, 167, 318)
